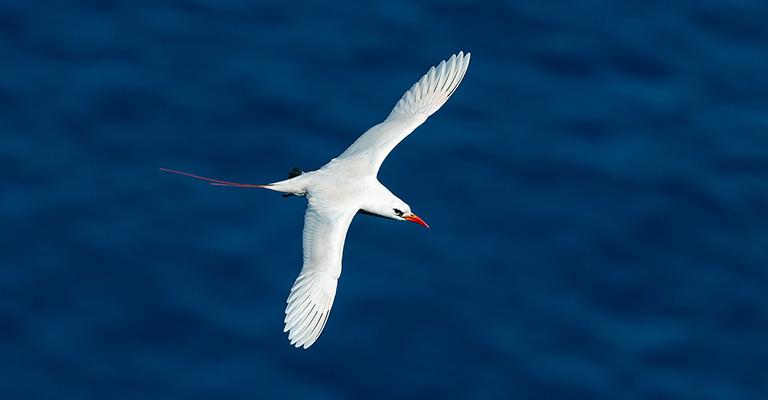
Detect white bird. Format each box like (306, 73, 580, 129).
(162, 52, 470, 348)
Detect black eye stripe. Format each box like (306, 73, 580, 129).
(393, 208, 404, 217)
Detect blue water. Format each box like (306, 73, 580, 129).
(2, 1, 767, 399)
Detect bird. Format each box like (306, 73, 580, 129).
(161, 52, 470, 348)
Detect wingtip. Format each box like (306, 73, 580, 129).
(388, 51, 471, 118)
(455, 51, 471, 70)
(451, 51, 471, 62)
(283, 269, 339, 349)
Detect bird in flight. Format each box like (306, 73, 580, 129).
(162, 52, 470, 348)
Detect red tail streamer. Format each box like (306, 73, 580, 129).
(159, 168, 264, 187)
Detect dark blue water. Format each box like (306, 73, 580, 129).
(2, 1, 767, 399)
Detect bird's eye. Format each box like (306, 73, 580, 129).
(393, 208, 404, 217)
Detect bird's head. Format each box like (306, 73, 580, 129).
(358, 200, 429, 227)
(383, 199, 429, 228)
(358, 184, 430, 228)
(389, 203, 429, 228)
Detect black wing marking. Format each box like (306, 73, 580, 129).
(288, 167, 304, 179)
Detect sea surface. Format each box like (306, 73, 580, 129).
(2, 1, 767, 399)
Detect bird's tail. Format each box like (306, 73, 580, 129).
(159, 168, 266, 188)
(159, 168, 306, 198)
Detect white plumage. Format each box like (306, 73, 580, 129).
(162, 52, 470, 349)
(277, 52, 470, 348)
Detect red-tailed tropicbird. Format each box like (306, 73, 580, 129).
(162, 52, 470, 348)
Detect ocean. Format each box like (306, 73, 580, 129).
(2, 1, 767, 398)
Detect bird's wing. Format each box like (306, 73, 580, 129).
(336, 52, 470, 175)
(284, 195, 358, 349)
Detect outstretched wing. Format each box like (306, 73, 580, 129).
(336, 52, 470, 175)
(284, 195, 357, 349)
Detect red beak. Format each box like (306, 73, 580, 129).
(404, 213, 429, 228)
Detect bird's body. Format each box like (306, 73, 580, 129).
(162, 52, 470, 348)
